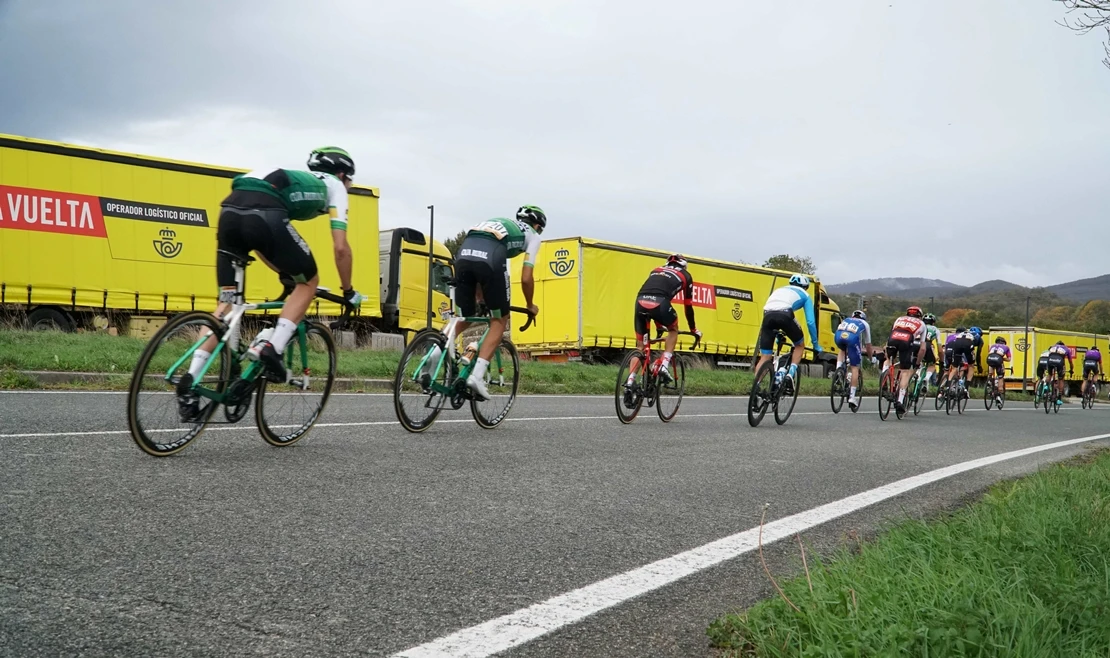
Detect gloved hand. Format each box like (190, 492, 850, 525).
(343, 288, 366, 306)
(692, 329, 703, 346)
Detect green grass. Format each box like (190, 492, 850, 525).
(0, 329, 888, 396)
(707, 449, 1110, 657)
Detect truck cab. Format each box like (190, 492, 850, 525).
(379, 228, 453, 339)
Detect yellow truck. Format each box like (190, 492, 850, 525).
(938, 326, 1107, 392)
(508, 237, 842, 372)
(0, 133, 450, 338)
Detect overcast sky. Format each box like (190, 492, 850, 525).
(2, 0, 1107, 286)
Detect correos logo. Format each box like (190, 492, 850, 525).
(153, 227, 183, 259)
(549, 248, 575, 277)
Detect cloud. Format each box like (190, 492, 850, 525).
(4, 0, 1110, 287)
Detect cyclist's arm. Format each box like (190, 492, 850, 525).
(800, 293, 819, 351)
(862, 321, 873, 356)
(324, 177, 354, 290)
(520, 231, 542, 309)
(682, 273, 697, 332)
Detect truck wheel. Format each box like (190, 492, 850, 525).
(25, 307, 75, 332)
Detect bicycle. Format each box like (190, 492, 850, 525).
(906, 362, 929, 416)
(1043, 369, 1071, 415)
(748, 332, 806, 427)
(877, 358, 915, 421)
(940, 365, 971, 416)
(126, 250, 355, 456)
(1033, 375, 1050, 411)
(615, 330, 701, 423)
(1081, 374, 1100, 410)
(933, 365, 949, 412)
(829, 359, 867, 415)
(393, 299, 535, 433)
(983, 367, 1012, 411)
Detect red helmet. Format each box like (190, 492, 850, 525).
(906, 306, 923, 318)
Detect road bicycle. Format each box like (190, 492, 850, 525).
(126, 250, 355, 456)
(1042, 369, 1071, 415)
(829, 360, 865, 415)
(878, 359, 917, 421)
(748, 332, 807, 427)
(615, 330, 700, 424)
(1033, 375, 1049, 410)
(393, 298, 535, 433)
(942, 366, 971, 416)
(1081, 374, 1101, 410)
(933, 364, 949, 411)
(983, 366, 1013, 411)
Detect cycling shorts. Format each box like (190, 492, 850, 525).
(216, 203, 316, 288)
(454, 235, 510, 318)
(887, 338, 916, 369)
(835, 333, 863, 367)
(759, 309, 804, 354)
(1037, 359, 1048, 380)
(1084, 363, 1099, 378)
(948, 339, 974, 368)
(1046, 355, 1066, 378)
(922, 343, 936, 365)
(634, 294, 678, 339)
(986, 352, 1005, 376)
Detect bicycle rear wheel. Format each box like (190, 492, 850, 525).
(774, 370, 800, 425)
(748, 361, 773, 427)
(913, 376, 926, 416)
(656, 354, 686, 422)
(830, 368, 846, 414)
(471, 339, 520, 429)
(615, 350, 645, 424)
(127, 311, 230, 457)
(934, 374, 948, 411)
(255, 321, 336, 447)
(878, 373, 893, 421)
(1045, 386, 1053, 414)
(957, 381, 968, 414)
(983, 382, 995, 410)
(394, 331, 450, 433)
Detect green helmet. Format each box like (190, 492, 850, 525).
(307, 146, 355, 178)
(516, 205, 547, 231)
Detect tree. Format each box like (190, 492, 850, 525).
(1054, 0, 1110, 69)
(1076, 300, 1110, 333)
(442, 230, 469, 256)
(941, 308, 974, 327)
(763, 254, 816, 275)
(1032, 305, 1077, 329)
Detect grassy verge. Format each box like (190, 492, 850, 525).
(0, 329, 886, 396)
(707, 449, 1110, 656)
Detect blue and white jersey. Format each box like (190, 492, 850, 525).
(836, 317, 871, 345)
(764, 285, 818, 344)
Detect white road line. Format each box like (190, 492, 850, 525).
(392, 431, 1110, 658)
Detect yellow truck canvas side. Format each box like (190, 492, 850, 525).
(510, 237, 840, 366)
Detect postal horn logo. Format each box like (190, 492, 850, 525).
(154, 227, 183, 259)
(731, 302, 743, 321)
(549, 248, 575, 277)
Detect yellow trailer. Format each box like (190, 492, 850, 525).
(509, 237, 841, 369)
(0, 134, 450, 336)
(985, 327, 1106, 391)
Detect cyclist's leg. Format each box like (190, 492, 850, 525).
(627, 303, 651, 383)
(846, 340, 862, 403)
(755, 312, 779, 373)
(469, 242, 510, 398)
(657, 303, 680, 377)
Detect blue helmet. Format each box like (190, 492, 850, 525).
(969, 327, 982, 338)
(789, 274, 810, 289)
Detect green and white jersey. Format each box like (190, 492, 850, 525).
(231, 169, 350, 228)
(467, 218, 542, 267)
(925, 325, 939, 343)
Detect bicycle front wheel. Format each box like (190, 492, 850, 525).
(471, 339, 520, 429)
(774, 370, 800, 425)
(656, 354, 686, 422)
(748, 361, 773, 427)
(615, 350, 645, 424)
(830, 368, 846, 414)
(878, 373, 893, 421)
(935, 374, 948, 411)
(913, 377, 926, 416)
(127, 311, 230, 457)
(394, 331, 450, 433)
(255, 321, 336, 447)
(957, 382, 968, 414)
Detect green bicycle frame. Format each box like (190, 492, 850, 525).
(412, 316, 507, 396)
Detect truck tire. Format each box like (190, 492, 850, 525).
(25, 307, 75, 332)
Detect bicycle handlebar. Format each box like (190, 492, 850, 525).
(314, 289, 358, 332)
(647, 330, 701, 349)
(508, 306, 537, 332)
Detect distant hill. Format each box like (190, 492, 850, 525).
(1045, 274, 1110, 304)
(964, 280, 1026, 296)
(826, 277, 964, 295)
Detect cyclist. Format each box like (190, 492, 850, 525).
(887, 306, 928, 414)
(1082, 345, 1103, 398)
(1036, 348, 1050, 382)
(945, 327, 976, 394)
(755, 274, 822, 389)
(1045, 340, 1073, 407)
(623, 255, 702, 401)
(919, 313, 942, 395)
(968, 326, 985, 379)
(178, 147, 362, 420)
(834, 310, 873, 411)
(985, 336, 1012, 399)
(452, 206, 545, 400)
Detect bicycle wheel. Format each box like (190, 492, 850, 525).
(983, 382, 995, 411)
(830, 368, 846, 414)
(957, 381, 968, 415)
(1053, 387, 1061, 414)
(934, 374, 947, 411)
(127, 311, 230, 457)
(1045, 386, 1053, 414)
(748, 360, 773, 427)
(471, 339, 520, 429)
(878, 372, 893, 421)
(615, 350, 645, 424)
(394, 331, 451, 433)
(657, 354, 686, 422)
(851, 374, 864, 413)
(913, 376, 926, 416)
(774, 369, 800, 425)
(255, 322, 336, 447)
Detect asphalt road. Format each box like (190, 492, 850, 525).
(2, 390, 1108, 657)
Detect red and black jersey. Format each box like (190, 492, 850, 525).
(637, 266, 694, 301)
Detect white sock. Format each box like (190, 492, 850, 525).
(188, 349, 211, 378)
(898, 389, 906, 403)
(626, 373, 635, 385)
(472, 357, 489, 380)
(849, 386, 857, 399)
(836, 359, 843, 370)
(663, 351, 673, 365)
(269, 318, 298, 355)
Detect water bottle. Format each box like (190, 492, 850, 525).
(459, 342, 478, 368)
(251, 326, 274, 349)
(774, 367, 785, 388)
